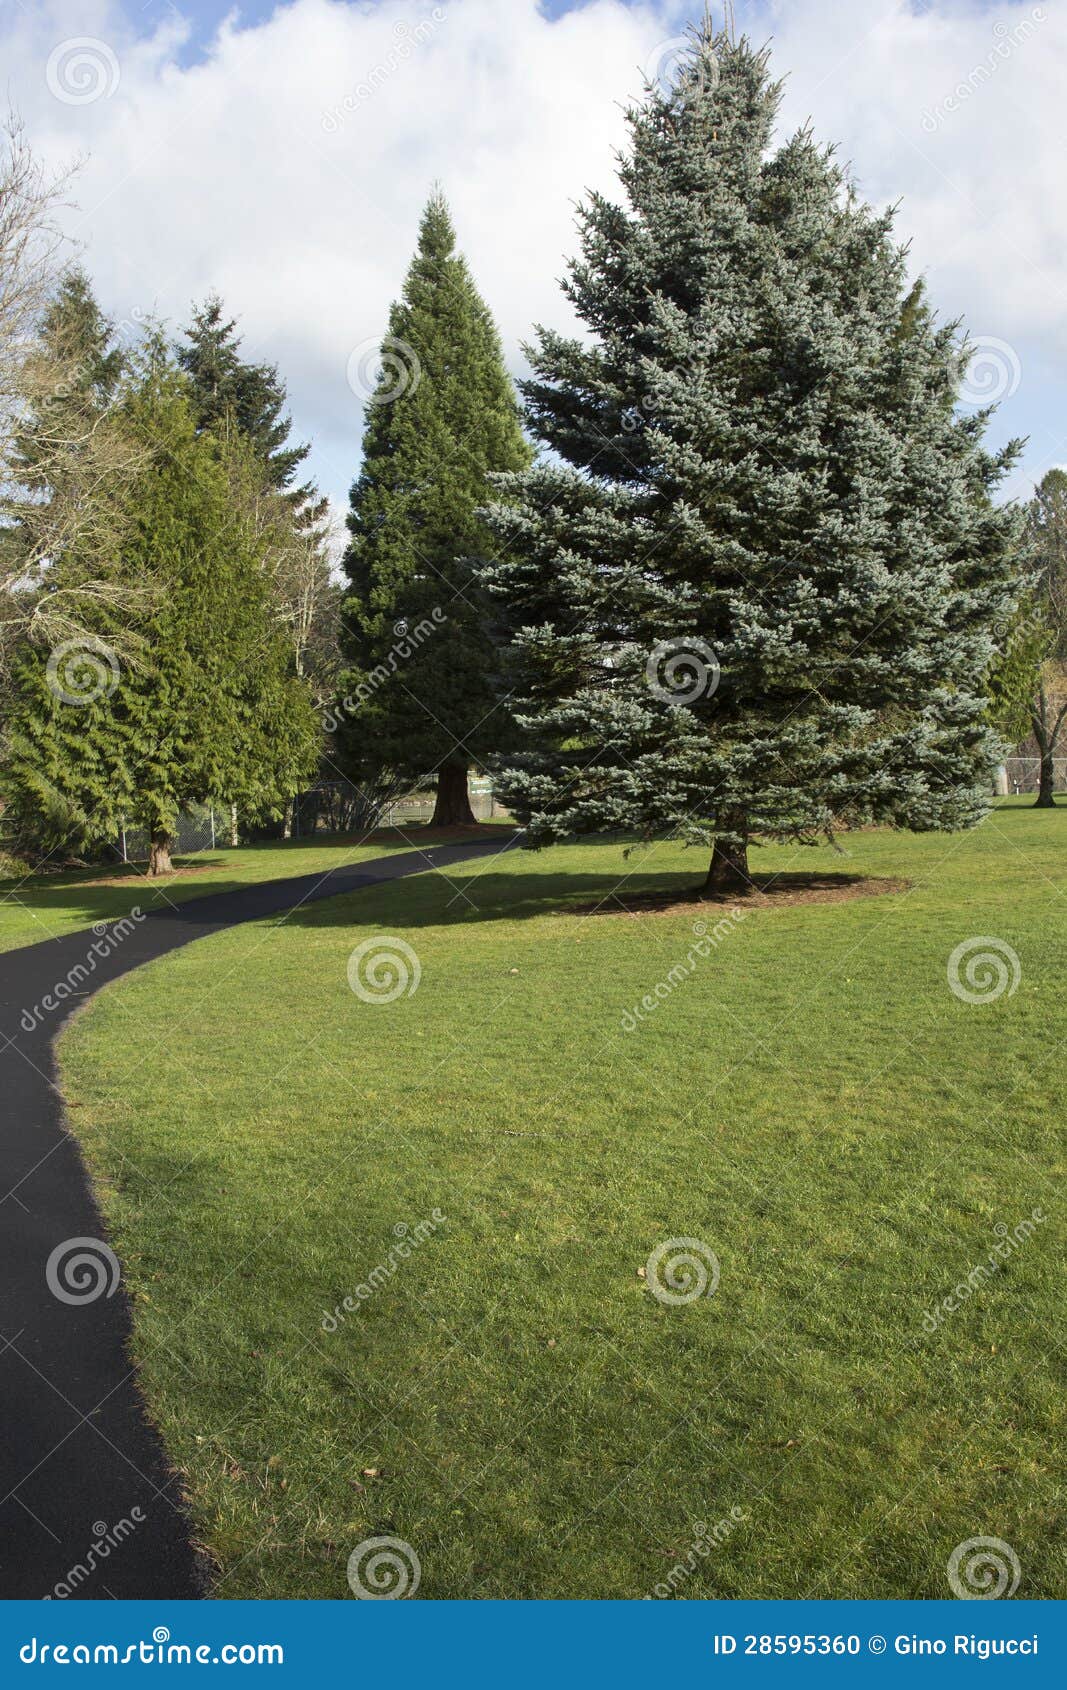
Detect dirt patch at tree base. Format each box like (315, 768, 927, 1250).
(567, 873, 911, 920)
(50, 862, 223, 887)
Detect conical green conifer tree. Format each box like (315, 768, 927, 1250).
(3, 334, 319, 871)
(337, 192, 530, 826)
(178, 295, 318, 509)
(483, 26, 1022, 890)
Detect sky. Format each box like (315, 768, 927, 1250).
(2, 0, 1064, 520)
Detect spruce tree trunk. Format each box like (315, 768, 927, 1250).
(431, 763, 476, 828)
(147, 830, 174, 877)
(703, 812, 751, 896)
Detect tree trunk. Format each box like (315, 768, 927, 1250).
(147, 830, 174, 877)
(431, 763, 477, 828)
(993, 764, 1009, 797)
(282, 797, 294, 840)
(229, 801, 239, 846)
(1035, 746, 1056, 807)
(1032, 692, 1058, 808)
(703, 813, 752, 896)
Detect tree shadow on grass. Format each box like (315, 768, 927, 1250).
(280, 855, 907, 932)
(0, 829, 499, 939)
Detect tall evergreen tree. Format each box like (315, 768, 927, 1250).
(178, 292, 336, 826)
(337, 191, 530, 827)
(482, 26, 1022, 890)
(2, 333, 319, 872)
(1, 266, 142, 692)
(178, 295, 318, 510)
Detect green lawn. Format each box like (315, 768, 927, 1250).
(0, 830, 473, 953)
(59, 805, 1065, 1599)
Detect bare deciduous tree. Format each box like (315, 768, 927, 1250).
(0, 117, 148, 685)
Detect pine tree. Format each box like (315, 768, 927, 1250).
(2, 333, 319, 872)
(482, 26, 1023, 890)
(178, 295, 318, 510)
(337, 191, 530, 827)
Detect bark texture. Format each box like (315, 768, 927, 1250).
(431, 764, 476, 828)
(703, 814, 752, 896)
(147, 830, 174, 876)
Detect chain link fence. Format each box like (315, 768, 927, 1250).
(108, 779, 505, 862)
(115, 803, 218, 862)
(295, 778, 503, 833)
(1003, 757, 1066, 796)
(81, 760, 1065, 869)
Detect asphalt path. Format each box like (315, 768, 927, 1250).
(0, 835, 516, 1597)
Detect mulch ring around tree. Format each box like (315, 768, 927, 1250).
(565, 873, 911, 920)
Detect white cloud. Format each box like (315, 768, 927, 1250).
(4, 0, 1065, 507)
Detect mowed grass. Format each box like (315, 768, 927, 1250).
(60, 804, 1066, 1599)
(0, 829, 479, 953)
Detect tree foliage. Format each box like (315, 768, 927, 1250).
(179, 295, 316, 507)
(337, 191, 529, 825)
(2, 334, 319, 869)
(0, 128, 144, 685)
(482, 27, 1023, 887)
(179, 295, 340, 736)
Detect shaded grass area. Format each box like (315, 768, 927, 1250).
(0, 827, 503, 953)
(60, 807, 1066, 1598)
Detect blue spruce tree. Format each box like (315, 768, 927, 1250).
(483, 26, 1022, 892)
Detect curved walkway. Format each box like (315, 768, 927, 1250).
(0, 836, 516, 1598)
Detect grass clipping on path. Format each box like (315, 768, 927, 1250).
(60, 809, 1065, 1599)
